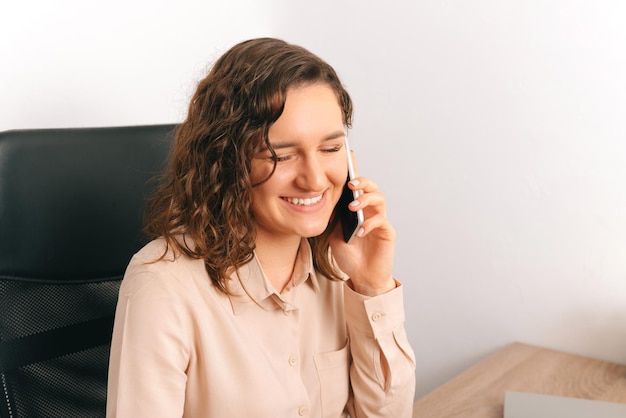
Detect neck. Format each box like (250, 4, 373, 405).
(254, 233, 302, 293)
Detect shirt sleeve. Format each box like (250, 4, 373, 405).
(343, 280, 416, 417)
(106, 266, 190, 418)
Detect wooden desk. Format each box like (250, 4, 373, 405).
(412, 342, 626, 417)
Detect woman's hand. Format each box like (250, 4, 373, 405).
(329, 176, 397, 296)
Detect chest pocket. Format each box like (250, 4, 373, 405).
(313, 340, 351, 418)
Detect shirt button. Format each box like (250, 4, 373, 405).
(372, 312, 383, 322)
(298, 405, 308, 416)
(288, 355, 297, 366)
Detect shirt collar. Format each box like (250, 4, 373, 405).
(227, 238, 320, 315)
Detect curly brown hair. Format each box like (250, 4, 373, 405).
(145, 38, 353, 294)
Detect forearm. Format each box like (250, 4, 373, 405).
(344, 281, 416, 417)
(347, 276, 397, 296)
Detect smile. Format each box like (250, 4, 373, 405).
(283, 194, 324, 206)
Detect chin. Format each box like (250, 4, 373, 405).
(299, 224, 331, 239)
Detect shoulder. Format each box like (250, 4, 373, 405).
(120, 237, 207, 298)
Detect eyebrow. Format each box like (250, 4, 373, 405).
(266, 130, 346, 150)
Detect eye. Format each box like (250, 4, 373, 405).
(321, 145, 343, 154)
(272, 154, 292, 162)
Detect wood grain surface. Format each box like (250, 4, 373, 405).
(412, 342, 626, 418)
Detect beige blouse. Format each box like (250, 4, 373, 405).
(106, 238, 415, 417)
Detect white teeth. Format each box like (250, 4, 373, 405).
(286, 194, 323, 206)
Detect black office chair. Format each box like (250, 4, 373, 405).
(0, 124, 175, 418)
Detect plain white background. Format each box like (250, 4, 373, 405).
(2, 0, 626, 398)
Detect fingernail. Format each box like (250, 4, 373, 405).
(349, 200, 360, 207)
(349, 179, 360, 187)
(356, 228, 365, 237)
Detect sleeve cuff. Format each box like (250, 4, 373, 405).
(343, 279, 406, 338)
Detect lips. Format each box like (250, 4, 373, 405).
(283, 194, 324, 206)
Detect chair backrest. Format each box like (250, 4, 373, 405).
(0, 124, 175, 418)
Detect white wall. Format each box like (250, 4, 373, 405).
(3, 0, 626, 400)
(0, 0, 278, 130)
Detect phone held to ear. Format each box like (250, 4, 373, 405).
(337, 135, 364, 243)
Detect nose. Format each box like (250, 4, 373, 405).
(296, 154, 326, 191)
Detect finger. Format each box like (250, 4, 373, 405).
(358, 214, 396, 241)
(348, 177, 378, 193)
(348, 177, 376, 191)
(348, 191, 386, 214)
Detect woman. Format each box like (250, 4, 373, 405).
(107, 37, 415, 417)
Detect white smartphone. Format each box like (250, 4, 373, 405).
(337, 134, 364, 243)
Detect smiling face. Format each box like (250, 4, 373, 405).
(250, 83, 348, 245)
